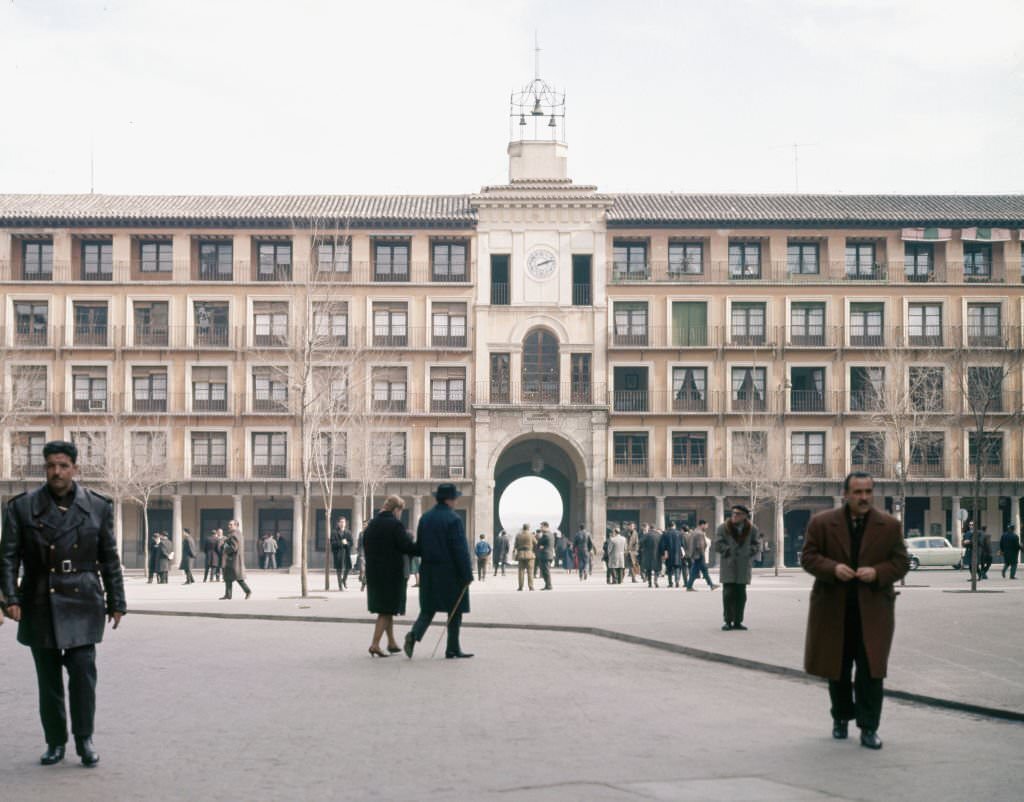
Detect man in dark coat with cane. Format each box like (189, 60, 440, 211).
(403, 483, 473, 659)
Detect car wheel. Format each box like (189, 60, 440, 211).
(910, 557, 920, 570)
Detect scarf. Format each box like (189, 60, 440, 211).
(726, 519, 750, 545)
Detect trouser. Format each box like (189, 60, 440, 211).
(518, 558, 535, 590)
(158, 571, 168, 583)
(646, 566, 661, 587)
(31, 645, 97, 746)
(666, 565, 682, 587)
(686, 557, 714, 589)
(476, 557, 488, 581)
(538, 559, 552, 589)
(722, 582, 747, 625)
(203, 561, 213, 582)
(628, 555, 638, 581)
(614, 567, 624, 584)
(828, 603, 883, 730)
(605, 560, 613, 583)
(223, 578, 252, 598)
(182, 562, 194, 583)
(1003, 553, 1019, 578)
(578, 555, 590, 579)
(411, 609, 462, 655)
(264, 553, 277, 570)
(493, 558, 505, 576)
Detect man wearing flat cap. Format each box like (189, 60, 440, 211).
(403, 483, 474, 659)
(1, 440, 126, 767)
(713, 504, 762, 631)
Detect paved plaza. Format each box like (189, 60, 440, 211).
(0, 565, 1021, 801)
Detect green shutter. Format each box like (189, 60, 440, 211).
(672, 302, 707, 346)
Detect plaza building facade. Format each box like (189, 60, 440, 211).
(2, 128, 1023, 570)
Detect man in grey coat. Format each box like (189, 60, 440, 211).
(714, 505, 762, 630)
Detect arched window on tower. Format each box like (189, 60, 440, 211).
(522, 329, 559, 403)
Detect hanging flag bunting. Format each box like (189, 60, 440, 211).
(961, 227, 1012, 242)
(901, 227, 952, 241)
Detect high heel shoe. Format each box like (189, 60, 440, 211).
(368, 646, 389, 658)
(386, 644, 402, 654)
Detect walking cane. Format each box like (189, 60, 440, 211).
(431, 583, 470, 659)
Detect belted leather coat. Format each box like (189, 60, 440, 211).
(1, 483, 127, 650)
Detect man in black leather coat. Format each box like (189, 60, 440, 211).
(1, 440, 126, 768)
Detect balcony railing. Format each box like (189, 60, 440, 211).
(133, 325, 170, 347)
(789, 390, 829, 413)
(671, 460, 707, 477)
(252, 464, 288, 478)
(572, 284, 592, 306)
(791, 463, 827, 478)
(612, 459, 649, 477)
(490, 283, 510, 305)
(253, 396, 290, 413)
(72, 325, 110, 347)
(475, 382, 607, 406)
(13, 326, 51, 347)
(907, 460, 946, 478)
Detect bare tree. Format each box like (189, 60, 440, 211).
(949, 340, 1024, 591)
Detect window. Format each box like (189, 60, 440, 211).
(613, 302, 648, 346)
(909, 432, 944, 476)
(81, 241, 113, 280)
(10, 366, 47, 411)
(850, 366, 884, 411)
(613, 432, 648, 476)
(907, 303, 942, 347)
(671, 432, 707, 476)
(252, 368, 289, 412)
(963, 243, 992, 281)
(612, 241, 648, 280)
(22, 241, 53, 280)
(791, 432, 826, 476)
(904, 243, 934, 282)
(669, 242, 703, 275)
(672, 301, 708, 346)
(140, 241, 173, 274)
(732, 431, 766, 467)
(313, 367, 348, 410)
(431, 303, 467, 347)
(846, 242, 879, 279)
(490, 254, 510, 305)
(256, 242, 292, 281)
(194, 301, 230, 346)
(570, 353, 591, 403)
(849, 303, 884, 347)
(372, 367, 407, 412)
(490, 353, 510, 403)
(253, 302, 289, 347)
(374, 240, 410, 281)
(790, 302, 825, 346)
(314, 432, 347, 478)
(132, 367, 168, 412)
(787, 242, 819, 275)
(191, 432, 227, 477)
(374, 432, 407, 477)
(432, 241, 468, 282)
(850, 432, 885, 474)
(192, 366, 228, 412)
(430, 367, 466, 413)
(12, 432, 46, 477)
(731, 302, 766, 345)
(372, 303, 408, 347)
(131, 431, 168, 469)
(968, 432, 1003, 476)
(728, 242, 761, 279)
(790, 367, 826, 412)
(572, 254, 592, 306)
(672, 367, 707, 412)
(198, 241, 232, 280)
(70, 431, 107, 475)
(13, 301, 48, 345)
(613, 367, 648, 412)
(316, 241, 350, 273)
(731, 367, 766, 411)
(134, 301, 170, 346)
(72, 367, 107, 412)
(966, 366, 1005, 413)
(431, 433, 466, 478)
(313, 302, 348, 346)
(909, 367, 944, 412)
(252, 432, 288, 477)
(522, 330, 559, 403)
(966, 303, 1002, 346)
(73, 303, 108, 346)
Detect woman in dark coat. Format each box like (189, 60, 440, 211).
(364, 495, 419, 657)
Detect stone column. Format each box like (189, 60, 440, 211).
(1012, 496, 1022, 537)
(114, 498, 124, 562)
(951, 496, 962, 546)
(712, 496, 725, 566)
(775, 502, 785, 569)
(352, 495, 365, 539)
(171, 494, 183, 572)
(232, 494, 243, 530)
(411, 495, 423, 537)
(583, 482, 593, 534)
(654, 496, 666, 530)
(292, 494, 303, 572)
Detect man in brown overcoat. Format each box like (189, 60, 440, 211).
(801, 472, 908, 750)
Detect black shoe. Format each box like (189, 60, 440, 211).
(403, 632, 416, 659)
(859, 729, 882, 750)
(75, 736, 99, 767)
(40, 744, 65, 765)
(722, 623, 733, 631)
(832, 720, 848, 739)
(445, 651, 474, 659)
(733, 623, 748, 631)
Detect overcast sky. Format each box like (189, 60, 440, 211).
(2, 0, 1022, 196)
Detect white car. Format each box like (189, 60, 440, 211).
(904, 537, 963, 570)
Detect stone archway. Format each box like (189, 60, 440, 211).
(493, 434, 583, 536)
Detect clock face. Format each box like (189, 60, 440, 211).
(527, 247, 558, 281)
